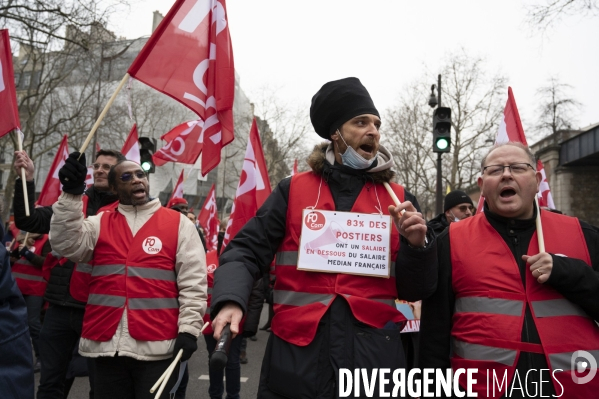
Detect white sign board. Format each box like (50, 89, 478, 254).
(297, 209, 392, 278)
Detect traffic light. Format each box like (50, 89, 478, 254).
(138, 137, 156, 173)
(432, 107, 451, 153)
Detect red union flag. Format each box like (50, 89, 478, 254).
(222, 119, 271, 250)
(37, 135, 69, 206)
(537, 160, 555, 209)
(198, 183, 219, 251)
(168, 170, 186, 206)
(477, 87, 555, 212)
(0, 29, 20, 138)
(153, 120, 204, 166)
(121, 124, 141, 164)
(128, 0, 235, 175)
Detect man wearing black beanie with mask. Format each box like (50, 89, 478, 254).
(211, 77, 437, 398)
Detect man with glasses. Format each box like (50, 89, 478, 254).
(12, 148, 124, 399)
(419, 142, 599, 397)
(49, 157, 207, 398)
(427, 190, 475, 235)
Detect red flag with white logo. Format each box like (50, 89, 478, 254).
(477, 87, 555, 212)
(221, 118, 271, 250)
(128, 0, 235, 176)
(153, 120, 204, 166)
(85, 166, 94, 189)
(168, 170, 185, 205)
(121, 124, 141, 164)
(198, 183, 219, 251)
(37, 135, 69, 206)
(292, 159, 298, 176)
(0, 30, 20, 138)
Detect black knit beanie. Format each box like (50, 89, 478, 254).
(310, 77, 379, 139)
(444, 190, 474, 212)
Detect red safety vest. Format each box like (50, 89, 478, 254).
(82, 207, 180, 342)
(272, 172, 406, 346)
(43, 197, 119, 303)
(450, 211, 599, 398)
(12, 235, 49, 296)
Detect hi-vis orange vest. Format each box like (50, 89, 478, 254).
(12, 234, 49, 296)
(82, 207, 180, 342)
(272, 172, 406, 346)
(42, 197, 119, 303)
(450, 210, 599, 399)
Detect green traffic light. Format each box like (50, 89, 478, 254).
(141, 161, 153, 172)
(436, 138, 449, 150)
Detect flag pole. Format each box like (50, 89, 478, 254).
(17, 130, 30, 216)
(535, 197, 545, 252)
(78, 73, 130, 156)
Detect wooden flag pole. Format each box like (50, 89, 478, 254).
(78, 73, 130, 156)
(383, 182, 405, 216)
(535, 197, 546, 253)
(17, 131, 30, 216)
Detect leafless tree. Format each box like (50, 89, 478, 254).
(384, 50, 506, 216)
(534, 76, 581, 137)
(525, 0, 599, 30)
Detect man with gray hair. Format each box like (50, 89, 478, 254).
(419, 142, 599, 398)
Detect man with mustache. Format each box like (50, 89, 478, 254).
(49, 156, 207, 398)
(419, 143, 599, 398)
(211, 77, 438, 398)
(13, 148, 124, 398)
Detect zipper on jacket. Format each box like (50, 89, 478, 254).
(116, 206, 136, 354)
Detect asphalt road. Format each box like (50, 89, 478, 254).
(34, 304, 271, 398)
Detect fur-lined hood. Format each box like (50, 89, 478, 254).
(307, 142, 396, 184)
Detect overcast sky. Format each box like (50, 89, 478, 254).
(108, 0, 599, 142)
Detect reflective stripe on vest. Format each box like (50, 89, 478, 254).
(531, 299, 590, 318)
(128, 298, 179, 310)
(455, 297, 523, 317)
(274, 290, 334, 307)
(87, 293, 125, 308)
(91, 264, 125, 277)
(12, 272, 45, 282)
(76, 263, 92, 274)
(453, 338, 517, 367)
(549, 350, 599, 372)
(128, 266, 176, 281)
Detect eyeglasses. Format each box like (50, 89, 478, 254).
(92, 163, 113, 171)
(457, 205, 475, 213)
(482, 163, 535, 176)
(119, 170, 147, 182)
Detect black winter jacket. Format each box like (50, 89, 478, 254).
(427, 212, 450, 236)
(13, 179, 118, 308)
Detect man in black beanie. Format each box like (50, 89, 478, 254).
(427, 190, 475, 235)
(211, 77, 437, 398)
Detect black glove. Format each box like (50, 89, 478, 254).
(10, 248, 20, 259)
(58, 152, 87, 195)
(19, 247, 35, 261)
(173, 332, 198, 361)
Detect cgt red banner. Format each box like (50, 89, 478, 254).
(0, 29, 20, 138)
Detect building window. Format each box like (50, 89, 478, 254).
(22, 72, 31, 89)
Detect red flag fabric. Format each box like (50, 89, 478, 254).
(153, 120, 204, 166)
(168, 170, 185, 205)
(222, 119, 271, 250)
(0, 30, 20, 138)
(198, 184, 219, 251)
(477, 87, 555, 212)
(537, 160, 556, 209)
(96, 142, 101, 152)
(121, 124, 141, 164)
(85, 166, 94, 189)
(128, 0, 235, 176)
(37, 135, 69, 206)
(292, 159, 298, 176)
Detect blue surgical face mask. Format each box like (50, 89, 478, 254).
(336, 130, 376, 170)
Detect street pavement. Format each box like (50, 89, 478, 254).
(35, 304, 271, 398)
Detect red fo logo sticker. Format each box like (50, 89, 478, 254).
(142, 236, 163, 255)
(207, 263, 217, 273)
(304, 211, 326, 231)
